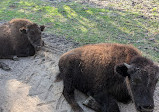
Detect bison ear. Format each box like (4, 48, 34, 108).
(19, 27, 27, 34)
(115, 63, 130, 77)
(40, 25, 45, 31)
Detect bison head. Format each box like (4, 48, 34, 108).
(115, 56, 159, 112)
(19, 23, 45, 51)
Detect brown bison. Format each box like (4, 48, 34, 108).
(55, 43, 159, 112)
(0, 18, 45, 70)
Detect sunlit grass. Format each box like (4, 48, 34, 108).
(0, 0, 159, 61)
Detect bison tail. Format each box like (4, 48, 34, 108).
(54, 72, 63, 82)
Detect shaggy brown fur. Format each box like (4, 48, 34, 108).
(0, 18, 45, 70)
(56, 43, 159, 112)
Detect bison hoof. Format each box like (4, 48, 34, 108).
(83, 96, 101, 112)
(13, 56, 19, 61)
(0, 63, 11, 71)
(73, 108, 84, 112)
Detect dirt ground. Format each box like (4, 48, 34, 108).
(0, 32, 159, 112)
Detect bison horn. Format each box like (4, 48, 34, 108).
(124, 63, 131, 69)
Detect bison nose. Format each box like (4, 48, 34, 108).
(42, 40, 44, 46)
(142, 105, 154, 110)
(35, 46, 41, 51)
(137, 105, 154, 111)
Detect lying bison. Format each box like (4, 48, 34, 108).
(55, 43, 159, 112)
(0, 18, 45, 70)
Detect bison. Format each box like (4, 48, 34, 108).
(55, 43, 159, 112)
(0, 18, 45, 70)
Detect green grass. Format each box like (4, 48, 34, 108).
(0, 0, 159, 61)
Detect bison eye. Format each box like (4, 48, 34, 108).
(136, 67, 140, 71)
(30, 31, 35, 35)
(131, 78, 142, 85)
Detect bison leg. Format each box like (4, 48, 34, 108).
(16, 46, 35, 57)
(0, 55, 19, 60)
(63, 78, 83, 112)
(12, 56, 19, 61)
(93, 92, 120, 112)
(0, 62, 11, 71)
(83, 96, 101, 112)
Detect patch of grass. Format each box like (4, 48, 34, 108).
(0, 0, 159, 61)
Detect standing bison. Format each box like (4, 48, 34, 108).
(0, 18, 45, 70)
(55, 43, 159, 112)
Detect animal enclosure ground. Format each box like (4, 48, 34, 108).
(0, 32, 159, 112)
(0, 0, 159, 112)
